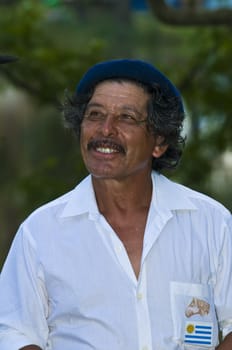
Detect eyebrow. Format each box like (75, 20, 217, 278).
(86, 102, 104, 109)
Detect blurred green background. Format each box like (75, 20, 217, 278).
(0, 0, 232, 268)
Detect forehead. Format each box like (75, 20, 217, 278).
(89, 80, 150, 109)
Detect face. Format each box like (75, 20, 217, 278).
(80, 80, 166, 181)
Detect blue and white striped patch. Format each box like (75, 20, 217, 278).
(184, 321, 213, 346)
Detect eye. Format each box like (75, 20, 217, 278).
(119, 114, 137, 123)
(85, 110, 105, 121)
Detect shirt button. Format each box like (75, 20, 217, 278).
(137, 292, 143, 300)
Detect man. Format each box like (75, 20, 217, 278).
(0, 59, 231, 350)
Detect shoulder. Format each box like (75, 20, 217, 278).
(25, 188, 76, 223)
(177, 182, 230, 218)
(21, 175, 92, 229)
(153, 172, 231, 221)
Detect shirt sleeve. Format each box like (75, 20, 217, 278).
(0, 223, 49, 350)
(214, 214, 232, 338)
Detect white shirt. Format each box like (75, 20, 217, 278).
(0, 172, 231, 350)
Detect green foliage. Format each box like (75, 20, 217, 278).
(0, 0, 104, 102)
(43, 0, 60, 6)
(176, 28, 232, 203)
(0, 0, 104, 266)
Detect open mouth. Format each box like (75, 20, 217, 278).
(87, 139, 125, 154)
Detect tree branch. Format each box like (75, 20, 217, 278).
(147, 0, 232, 26)
(1, 68, 59, 105)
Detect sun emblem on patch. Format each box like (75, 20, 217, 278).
(186, 323, 195, 334)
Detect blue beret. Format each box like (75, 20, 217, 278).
(76, 58, 184, 111)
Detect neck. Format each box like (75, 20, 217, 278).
(92, 172, 153, 216)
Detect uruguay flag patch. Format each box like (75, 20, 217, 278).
(184, 321, 213, 346)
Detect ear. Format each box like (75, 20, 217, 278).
(152, 136, 168, 158)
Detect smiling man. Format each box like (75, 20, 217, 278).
(0, 59, 231, 350)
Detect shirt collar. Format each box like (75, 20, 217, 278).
(60, 172, 197, 218)
(60, 175, 99, 218)
(151, 172, 197, 211)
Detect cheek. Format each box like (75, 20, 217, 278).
(79, 131, 88, 158)
(80, 125, 90, 145)
(128, 132, 155, 152)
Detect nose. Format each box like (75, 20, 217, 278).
(101, 114, 118, 136)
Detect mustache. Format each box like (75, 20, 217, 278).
(87, 139, 126, 154)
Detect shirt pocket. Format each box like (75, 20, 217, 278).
(170, 281, 218, 350)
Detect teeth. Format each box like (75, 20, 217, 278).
(96, 147, 117, 154)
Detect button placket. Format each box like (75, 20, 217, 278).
(136, 264, 152, 350)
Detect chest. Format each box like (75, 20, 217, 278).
(42, 212, 217, 329)
(105, 213, 148, 278)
